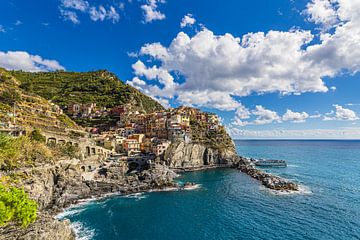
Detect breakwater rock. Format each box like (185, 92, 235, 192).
(237, 162, 299, 191)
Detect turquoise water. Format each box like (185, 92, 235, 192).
(59, 140, 360, 240)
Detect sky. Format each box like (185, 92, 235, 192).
(1, 0, 360, 139)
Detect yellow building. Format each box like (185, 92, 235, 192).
(181, 114, 190, 127)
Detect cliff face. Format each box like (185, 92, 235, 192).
(164, 140, 237, 169)
(0, 159, 177, 240)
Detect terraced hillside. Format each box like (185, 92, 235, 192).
(0, 68, 79, 131)
(10, 69, 164, 113)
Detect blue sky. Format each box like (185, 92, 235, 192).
(1, 0, 360, 139)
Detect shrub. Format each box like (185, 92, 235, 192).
(0, 134, 52, 170)
(29, 129, 46, 143)
(0, 183, 37, 228)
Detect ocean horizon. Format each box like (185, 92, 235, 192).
(58, 140, 360, 240)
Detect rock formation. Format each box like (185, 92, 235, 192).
(163, 140, 237, 169)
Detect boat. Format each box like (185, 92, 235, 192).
(254, 159, 287, 167)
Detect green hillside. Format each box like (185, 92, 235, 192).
(0, 68, 79, 131)
(10, 70, 164, 113)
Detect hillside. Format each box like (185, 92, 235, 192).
(0, 68, 79, 131)
(10, 70, 164, 114)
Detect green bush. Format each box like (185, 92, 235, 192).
(29, 129, 46, 143)
(0, 183, 37, 228)
(0, 134, 53, 170)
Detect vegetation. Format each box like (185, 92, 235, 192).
(11, 70, 164, 113)
(29, 129, 46, 143)
(0, 183, 37, 228)
(0, 133, 52, 170)
(51, 144, 80, 159)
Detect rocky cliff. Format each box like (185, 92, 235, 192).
(0, 159, 178, 240)
(164, 140, 237, 169)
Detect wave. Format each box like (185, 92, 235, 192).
(122, 192, 148, 200)
(182, 184, 202, 191)
(56, 208, 85, 219)
(71, 221, 96, 240)
(261, 184, 313, 196)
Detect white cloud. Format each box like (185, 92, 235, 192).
(60, 0, 120, 24)
(0, 51, 65, 72)
(310, 113, 322, 118)
(0, 25, 6, 33)
(14, 20, 22, 26)
(131, 0, 360, 112)
(324, 104, 359, 121)
(252, 105, 281, 125)
(228, 127, 360, 139)
(282, 109, 309, 123)
(61, 0, 89, 11)
(141, 0, 166, 23)
(180, 14, 196, 28)
(60, 9, 80, 24)
(304, 0, 339, 30)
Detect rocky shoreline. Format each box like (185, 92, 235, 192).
(0, 147, 299, 240)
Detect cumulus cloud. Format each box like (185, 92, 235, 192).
(0, 51, 65, 72)
(60, 0, 120, 24)
(141, 0, 166, 23)
(323, 104, 359, 121)
(232, 105, 281, 126)
(252, 106, 282, 125)
(282, 109, 309, 123)
(130, 0, 360, 112)
(304, 0, 339, 30)
(180, 14, 196, 28)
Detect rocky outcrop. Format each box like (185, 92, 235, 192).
(0, 160, 178, 240)
(0, 213, 75, 240)
(163, 140, 237, 169)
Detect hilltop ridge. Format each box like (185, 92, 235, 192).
(9, 69, 164, 127)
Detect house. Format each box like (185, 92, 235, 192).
(180, 114, 190, 127)
(207, 113, 219, 125)
(67, 103, 81, 115)
(123, 139, 141, 156)
(152, 140, 171, 156)
(110, 106, 126, 116)
(128, 134, 145, 144)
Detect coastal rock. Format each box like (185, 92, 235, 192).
(0, 213, 75, 240)
(163, 140, 237, 169)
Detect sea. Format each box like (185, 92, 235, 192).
(57, 140, 360, 240)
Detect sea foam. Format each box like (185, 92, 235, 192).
(71, 221, 96, 240)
